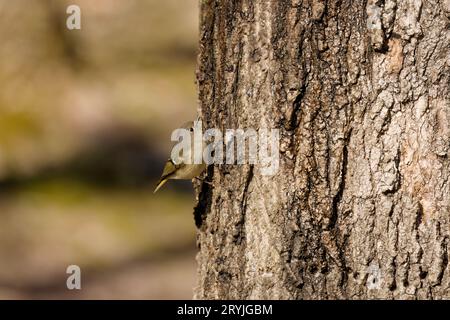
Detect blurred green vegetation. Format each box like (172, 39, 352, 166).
(0, 0, 199, 299)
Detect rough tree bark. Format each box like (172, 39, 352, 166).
(193, 0, 450, 299)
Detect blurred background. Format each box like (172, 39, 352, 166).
(0, 0, 199, 299)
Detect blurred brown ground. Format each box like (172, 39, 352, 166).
(0, 0, 199, 299)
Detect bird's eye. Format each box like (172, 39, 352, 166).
(189, 128, 194, 132)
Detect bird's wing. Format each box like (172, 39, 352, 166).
(153, 178, 168, 193)
(153, 159, 185, 193)
(160, 158, 183, 180)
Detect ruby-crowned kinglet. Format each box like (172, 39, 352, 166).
(154, 120, 206, 193)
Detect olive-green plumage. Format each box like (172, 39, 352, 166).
(154, 120, 206, 193)
(154, 159, 206, 193)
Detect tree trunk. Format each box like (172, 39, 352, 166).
(194, 0, 450, 299)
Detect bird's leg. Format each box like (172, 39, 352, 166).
(195, 177, 213, 186)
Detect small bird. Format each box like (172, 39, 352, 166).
(154, 121, 206, 193)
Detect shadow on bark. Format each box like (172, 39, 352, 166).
(193, 165, 214, 229)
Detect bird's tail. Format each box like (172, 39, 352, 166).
(153, 178, 168, 193)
